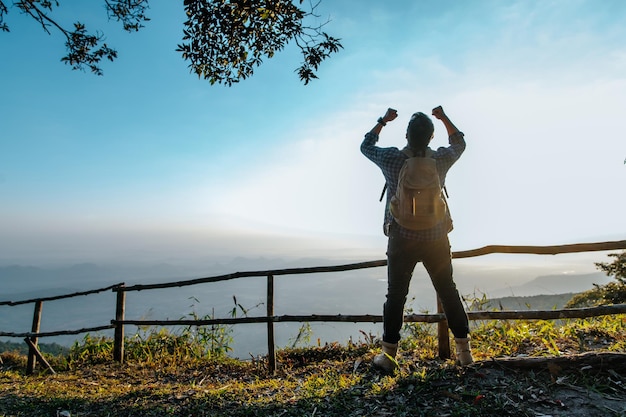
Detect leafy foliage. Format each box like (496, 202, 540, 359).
(0, 0, 341, 84)
(177, 0, 342, 85)
(566, 251, 626, 308)
(60, 22, 118, 75)
(105, 0, 151, 32)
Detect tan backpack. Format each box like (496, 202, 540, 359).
(389, 149, 447, 230)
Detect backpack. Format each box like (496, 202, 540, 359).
(389, 148, 447, 230)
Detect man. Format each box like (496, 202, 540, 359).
(360, 106, 473, 372)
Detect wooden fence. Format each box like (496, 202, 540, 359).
(2, 240, 625, 374)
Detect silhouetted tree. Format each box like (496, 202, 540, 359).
(0, 0, 341, 85)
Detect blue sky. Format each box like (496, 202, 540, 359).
(1, 0, 624, 266)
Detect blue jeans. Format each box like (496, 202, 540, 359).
(383, 226, 469, 344)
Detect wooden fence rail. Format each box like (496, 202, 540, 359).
(0, 283, 124, 306)
(1, 240, 625, 375)
(0, 325, 116, 339)
(451, 240, 626, 258)
(109, 304, 626, 327)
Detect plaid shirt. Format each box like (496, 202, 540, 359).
(361, 131, 466, 241)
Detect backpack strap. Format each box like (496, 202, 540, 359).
(380, 148, 413, 201)
(378, 147, 436, 202)
(401, 147, 415, 158)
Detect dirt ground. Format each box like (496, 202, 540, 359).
(462, 354, 626, 417)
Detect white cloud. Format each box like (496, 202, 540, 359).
(201, 70, 626, 252)
(202, 110, 382, 236)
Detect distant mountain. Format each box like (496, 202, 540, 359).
(0, 256, 368, 298)
(480, 293, 577, 311)
(489, 272, 611, 298)
(0, 263, 111, 295)
(0, 263, 194, 296)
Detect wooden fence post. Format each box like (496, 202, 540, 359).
(113, 284, 126, 363)
(24, 338, 55, 374)
(436, 297, 450, 360)
(26, 300, 43, 374)
(267, 274, 276, 374)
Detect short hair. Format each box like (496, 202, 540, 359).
(406, 112, 434, 151)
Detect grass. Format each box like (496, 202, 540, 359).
(2, 316, 626, 417)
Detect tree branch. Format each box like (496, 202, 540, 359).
(16, 1, 65, 36)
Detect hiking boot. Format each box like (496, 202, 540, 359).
(455, 337, 474, 366)
(373, 341, 398, 373)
